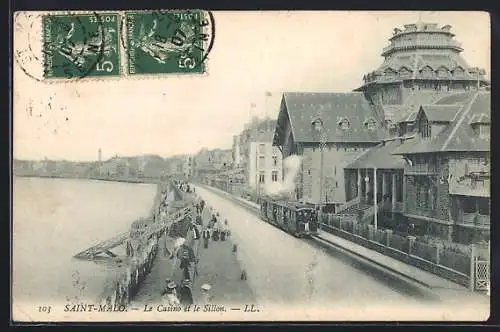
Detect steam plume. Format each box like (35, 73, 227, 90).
(263, 155, 302, 199)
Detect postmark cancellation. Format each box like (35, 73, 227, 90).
(125, 10, 213, 75)
(14, 10, 214, 81)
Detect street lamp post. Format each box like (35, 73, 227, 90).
(364, 167, 378, 230)
(319, 133, 327, 212)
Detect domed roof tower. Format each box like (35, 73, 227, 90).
(355, 22, 488, 130)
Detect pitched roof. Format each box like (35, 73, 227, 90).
(469, 113, 491, 124)
(275, 92, 388, 144)
(434, 91, 477, 105)
(346, 139, 406, 169)
(392, 91, 490, 154)
(383, 105, 418, 123)
(419, 105, 461, 122)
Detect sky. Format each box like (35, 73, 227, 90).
(13, 11, 490, 161)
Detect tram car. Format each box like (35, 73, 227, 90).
(259, 197, 319, 237)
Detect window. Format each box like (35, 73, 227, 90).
(259, 172, 265, 184)
(272, 155, 278, 167)
(419, 115, 431, 138)
(312, 118, 323, 131)
(259, 144, 265, 154)
(416, 178, 436, 210)
(431, 186, 438, 210)
(479, 124, 490, 139)
(338, 118, 350, 130)
(272, 171, 278, 182)
(258, 156, 265, 169)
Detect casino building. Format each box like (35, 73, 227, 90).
(272, 22, 490, 244)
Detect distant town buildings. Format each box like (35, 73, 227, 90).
(183, 155, 194, 179)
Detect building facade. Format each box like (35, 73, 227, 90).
(392, 91, 490, 244)
(248, 141, 283, 191)
(182, 155, 194, 179)
(339, 22, 490, 244)
(236, 117, 277, 184)
(272, 92, 387, 212)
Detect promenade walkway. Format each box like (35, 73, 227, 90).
(130, 199, 255, 307)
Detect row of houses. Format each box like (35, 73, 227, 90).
(268, 22, 490, 245)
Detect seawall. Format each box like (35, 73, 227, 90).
(13, 173, 162, 185)
(96, 182, 166, 307)
(96, 182, 196, 308)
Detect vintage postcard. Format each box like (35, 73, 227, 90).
(12, 10, 491, 322)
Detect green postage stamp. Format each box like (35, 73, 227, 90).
(43, 13, 121, 79)
(38, 10, 214, 79)
(125, 10, 212, 75)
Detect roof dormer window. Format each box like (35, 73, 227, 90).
(364, 118, 377, 131)
(479, 124, 490, 139)
(337, 117, 350, 130)
(312, 118, 323, 132)
(470, 113, 491, 139)
(471, 123, 490, 140)
(453, 66, 465, 77)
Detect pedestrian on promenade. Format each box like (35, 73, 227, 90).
(220, 219, 228, 241)
(212, 223, 220, 241)
(195, 214, 203, 226)
(199, 283, 213, 306)
(209, 214, 217, 229)
(164, 226, 173, 257)
(162, 280, 180, 306)
(178, 279, 194, 305)
(177, 241, 196, 280)
(202, 227, 211, 249)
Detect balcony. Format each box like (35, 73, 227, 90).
(382, 40, 463, 55)
(457, 213, 490, 229)
(449, 178, 490, 197)
(405, 164, 438, 175)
